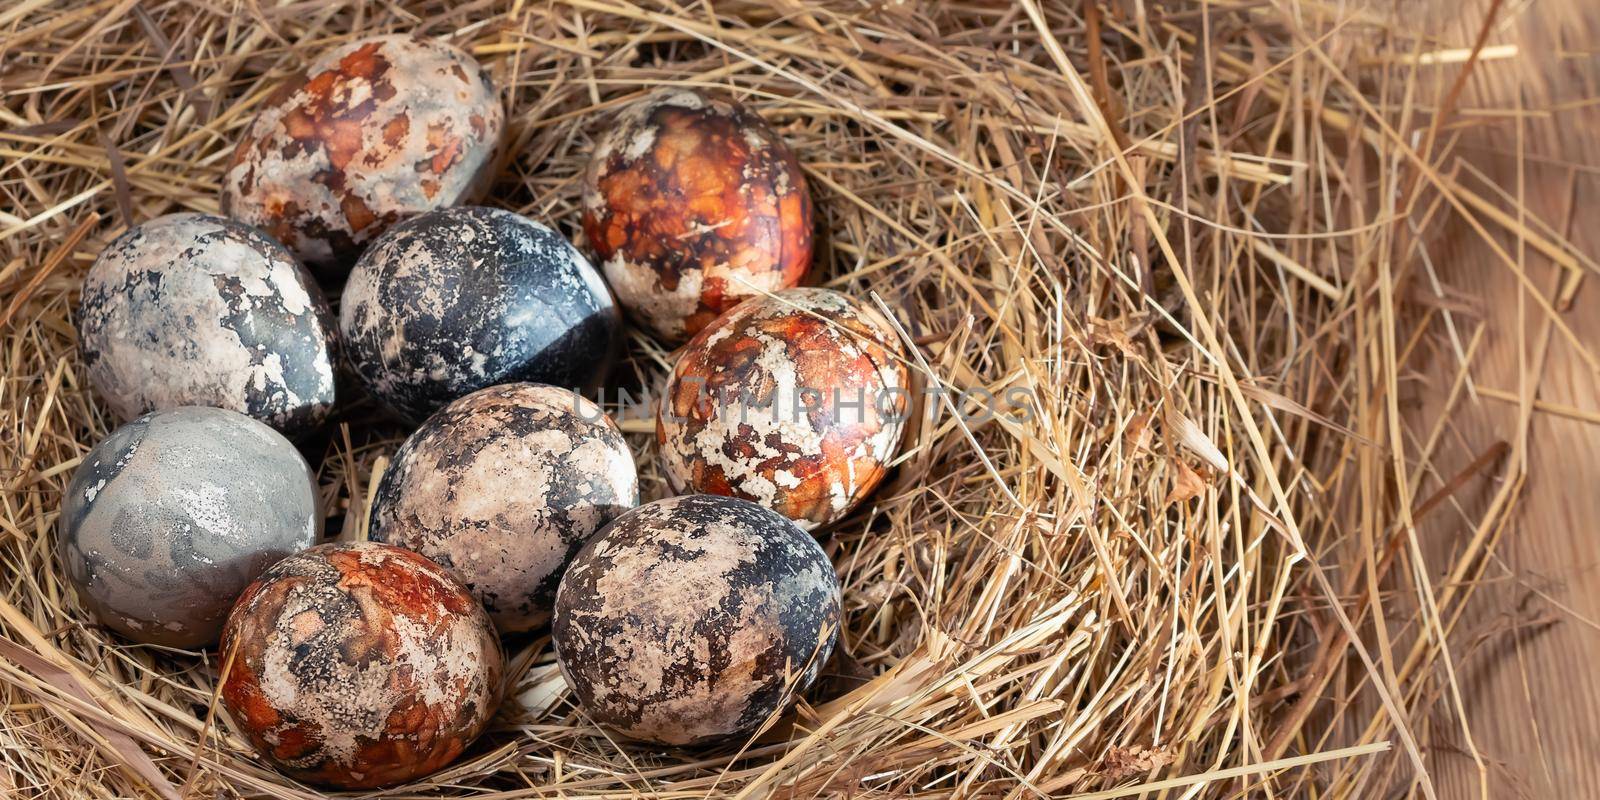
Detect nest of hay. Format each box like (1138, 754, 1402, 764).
(0, 1, 1574, 797)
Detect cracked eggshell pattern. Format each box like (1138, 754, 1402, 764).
(581, 89, 812, 344)
(656, 288, 909, 530)
(552, 495, 840, 745)
(58, 407, 319, 648)
(221, 35, 503, 272)
(339, 206, 622, 422)
(220, 541, 503, 788)
(368, 383, 638, 634)
(77, 213, 337, 435)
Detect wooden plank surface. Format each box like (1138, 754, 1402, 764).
(1408, 1, 1600, 796)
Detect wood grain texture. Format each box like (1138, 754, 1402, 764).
(1406, 2, 1600, 796)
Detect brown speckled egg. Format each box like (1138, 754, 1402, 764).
(59, 407, 319, 648)
(656, 288, 909, 530)
(552, 495, 840, 745)
(368, 383, 638, 634)
(221, 35, 503, 272)
(77, 213, 337, 435)
(220, 542, 502, 788)
(581, 88, 813, 344)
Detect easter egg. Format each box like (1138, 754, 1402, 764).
(339, 206, 621, 422)
(58, 406, 319, 648)
(368, 383, 638, 634)
(656, 288, 908, 529)
(220, 35, 503, 272)
(77, 213, 337, 435)
(220, 541, 502, 788)
(581, 88, 813, 344)
(552, 495, 840, 745)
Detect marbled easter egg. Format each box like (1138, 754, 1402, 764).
(221, 35, 503, 272)
(58, 406, 319, 648)
(657, 288, 908, 529)
(368, 383, 638, 633)
(552, 495, 840, 745)
(220, 542, 503, 788)
(581, 89, 813, 344)
(340, 206, 621, 422)
(77, 213, 336, 434)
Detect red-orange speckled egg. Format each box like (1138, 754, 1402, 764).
(581, 89, 813, 344)
(656, 288, 909, 530)
(220, 542, 502, 789)
(221, 35, 503, 273)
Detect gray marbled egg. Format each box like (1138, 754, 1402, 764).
(339, 206, 622, 422)
(58, 406, 320, 648)
(552, 495, 841, 745)
(368, 383, 638, 633)
(77, 213, 337, 435)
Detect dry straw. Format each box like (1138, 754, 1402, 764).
(0, 0, 1571, 797)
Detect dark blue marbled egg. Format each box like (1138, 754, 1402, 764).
(339, 206, 621, 422)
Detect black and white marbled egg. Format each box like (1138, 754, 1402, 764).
(58, 406, 320, 648)
(77, 213, 337, 435)
(339, 206, 621, 422)
(552, 495, 841, 745)
(368, 383, 638, 634)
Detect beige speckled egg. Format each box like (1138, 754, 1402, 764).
(220, 35, 504, 272)
(368, 383, 638, 634)
(656, 288, 909, 530)
(552, 495, 841, 745)
(220, 542, 503, 788)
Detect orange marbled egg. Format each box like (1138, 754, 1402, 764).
(581, 89, 813, 344)
(220, 542, 502, 788)
(656, 288, 909, 530)
(221, 35, 503, 274)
